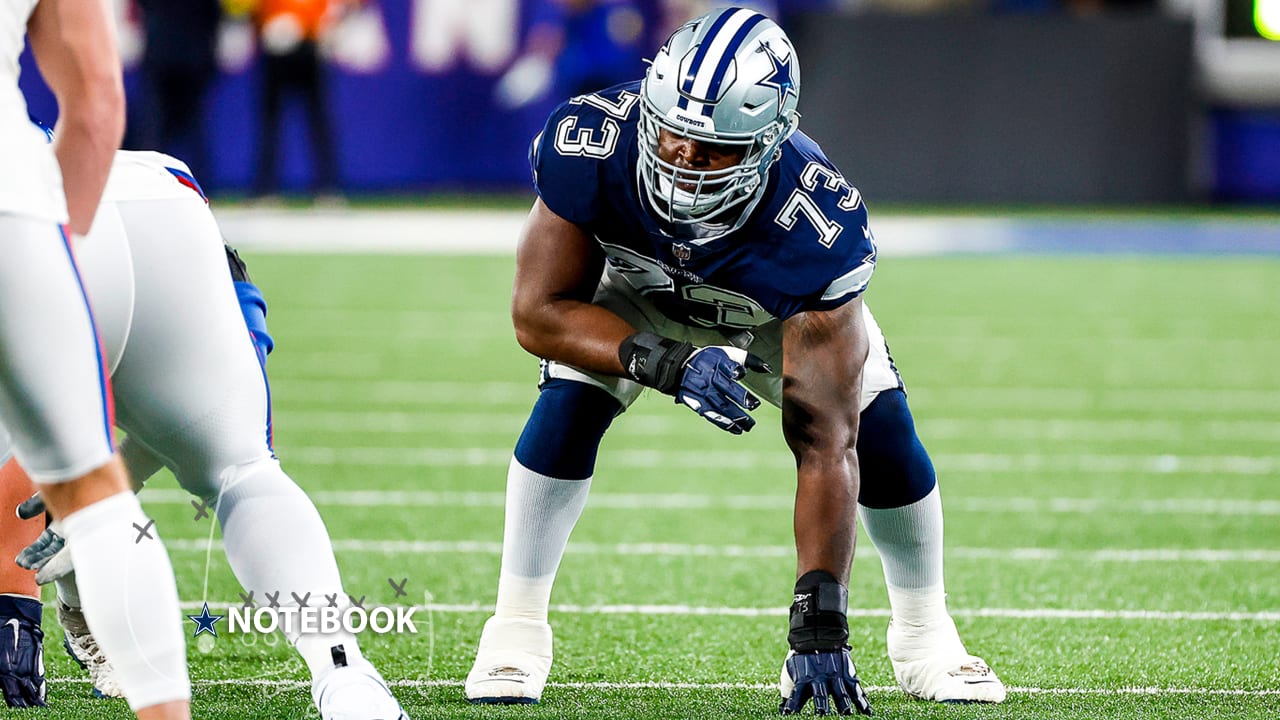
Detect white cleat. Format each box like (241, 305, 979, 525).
(58, 600, 125, 699)
(312, 661, 409, 720)
(887, 614, 1006, 704)
(464, 616, 553, 704)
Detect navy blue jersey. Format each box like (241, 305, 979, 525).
(531, 81, 877, 330)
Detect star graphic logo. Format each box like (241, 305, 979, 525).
(757, 42, 798, 108)
(188, 602, 224, 639)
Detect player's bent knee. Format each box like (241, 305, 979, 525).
(514, 379, 622, 481)
(177, 454, 290, 505)
(856, 389, 937, 509)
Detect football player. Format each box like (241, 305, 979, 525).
(0, 0, 191, 716)
(464, 8, 1005, 715)
(0, 148, 409, 720)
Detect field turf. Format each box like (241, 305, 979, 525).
(32, 252, 1280, 719)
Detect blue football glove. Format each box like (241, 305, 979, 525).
(0, 594, 46, 707)
(618, 332, 771, 435)
(779, 649, 871, 716)
(779, 571, 871, 716)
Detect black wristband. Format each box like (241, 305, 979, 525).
(618, 332, 695, 395)
(787, 570, 850, 652)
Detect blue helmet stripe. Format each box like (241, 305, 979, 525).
(677, 9, 742, 110)
(698, 13, 767, 116)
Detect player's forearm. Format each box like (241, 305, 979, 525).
(28, 0, 125, 235)
(792, 452, 859, 585)
(782, 370, 862, 584)
(54, 105, 123, 235)
(512, 298, 635, 376)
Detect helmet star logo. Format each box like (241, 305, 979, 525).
(757, 43, 797, 108)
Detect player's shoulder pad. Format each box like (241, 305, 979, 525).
(757, 131, 877, 310)
(530, 81, 642, 226)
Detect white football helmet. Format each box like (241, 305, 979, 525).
(638, 8, 801, 235)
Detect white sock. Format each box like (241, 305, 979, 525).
(61, 491, 190, 711)
(859, 486, 948, 623)
(55, 572, 81, 608)
(493, 458, 591, 622)
(213, 457, 363, 678)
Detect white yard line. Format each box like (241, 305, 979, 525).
(250, 445, 1279, 475)
(275, 410, 1280, 443)
(268, 379, 1280, 414)
(214, 208, 525, 255)
(44, 676, 1280, 695)
(158, 537, 1280, 564)
(142, 488, 1280, 515)
(173, 599, 1280, 622)
(213, 210, 1042, 257)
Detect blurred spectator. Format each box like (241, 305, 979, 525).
(133, 0, 223, 180)
(247, 0, 353, 200)
(1058, 0, 1160, 12)
(495, 0, 649, 110)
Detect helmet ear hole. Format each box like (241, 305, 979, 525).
(638, 8, 800, 235)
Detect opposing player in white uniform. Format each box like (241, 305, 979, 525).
(0, 149, 410, 720)
(0, 0, 191, 716)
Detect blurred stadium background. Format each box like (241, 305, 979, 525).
(17, 0, 1280, 203)
(16, 1, 1280, 719)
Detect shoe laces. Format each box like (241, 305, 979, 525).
(58, 603, 111, 669)
(946, 659, 993, 678)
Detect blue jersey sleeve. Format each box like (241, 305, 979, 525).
(529, 100, 603, 225)
(763, 132, 878, 315)
(804, 201, 877, 313)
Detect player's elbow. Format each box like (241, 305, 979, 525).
(512, 322, 541, 357)
(511, 296, 553, 357)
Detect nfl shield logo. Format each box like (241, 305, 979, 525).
(672, 243, 692, 264)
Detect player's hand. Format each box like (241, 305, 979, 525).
(0, 595, 47, 707)
(15, 493, 71, 584)
(676, 346, 771, 434)
(781, 570, 871, 715)
(15, 492, 45, 522)
(15, 527, 71, 585)
(619, 332, 772, 434)
(779, 648, 871, 716)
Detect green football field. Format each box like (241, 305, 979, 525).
(34, 252, 1280, 719)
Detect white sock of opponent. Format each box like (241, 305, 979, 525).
(859, 485, 948, 623)
(61, 491, 190, 711)
(214, 457, 364, 678)
(494, 459, 592, 622)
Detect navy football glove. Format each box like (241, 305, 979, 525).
(779, 570, 871, 716)
(619, 332, 770, 434)
(0, 594, 46, 707)
(780, 648, 871, 716)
